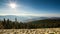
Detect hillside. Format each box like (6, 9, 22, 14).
(0, 17, 60, 29)
(28, 18, 60, 24)
(27, 18, 60, 28)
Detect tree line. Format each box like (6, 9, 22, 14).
(0, 18, 60, 29)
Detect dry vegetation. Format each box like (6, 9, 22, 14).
(0, 28, 60, 34)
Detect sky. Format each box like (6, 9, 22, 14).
(0, 0, 60, 17)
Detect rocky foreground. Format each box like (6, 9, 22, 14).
(0, 28, 60, 34)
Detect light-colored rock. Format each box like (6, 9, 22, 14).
(0, 28, 60, 34)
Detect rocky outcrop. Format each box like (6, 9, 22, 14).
(0, 28, 60, 34)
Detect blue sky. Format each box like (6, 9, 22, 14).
(0, 0, 60, 17)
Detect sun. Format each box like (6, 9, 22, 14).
(9, 3, 16, 8)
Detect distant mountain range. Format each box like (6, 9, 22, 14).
(0, 15, 60, 22)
